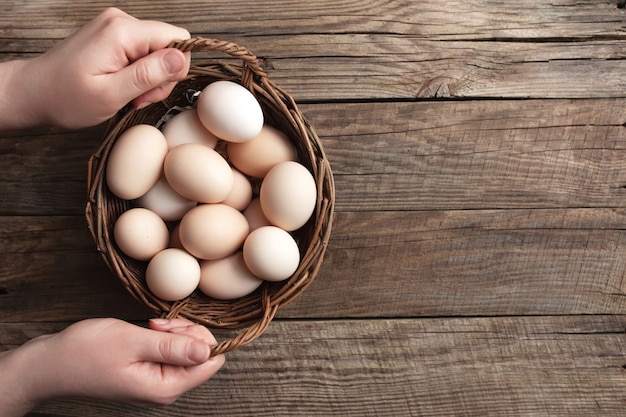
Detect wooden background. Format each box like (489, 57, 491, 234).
(1, 0, 626, 415)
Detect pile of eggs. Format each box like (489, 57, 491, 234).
(105, 81, 317, 302)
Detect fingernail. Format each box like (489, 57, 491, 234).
(150, 318, 169, 325)
(169, 326, 190, 334)
(135, 101, 151, 110)
(163, 50, 185, 75)
(188, 341, 210, 363)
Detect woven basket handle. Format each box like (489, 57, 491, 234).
(166, 288, 280, 357)
(169, 37, 268, 86)
(209, 291, 280, 357)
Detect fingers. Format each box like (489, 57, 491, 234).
(138, 330, 211, 366)
(93, 8, 191, 59)
(114, 48, 190, 109)
(86, 7, 191, 109)
(143, 318, 225, 402)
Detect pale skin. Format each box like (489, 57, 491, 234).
(0, 8, 225, 417)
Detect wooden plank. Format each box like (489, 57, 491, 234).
(310, 99, 626, 211)
(1, 0, 625, 40)
(1, 315, 622, 417)
(0, 100, 624, 215)
(2, 1, 625, 99)
(1, 207, 625, 321)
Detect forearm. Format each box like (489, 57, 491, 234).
(0, 339, 54, 417)
(0, 59, 48, 130)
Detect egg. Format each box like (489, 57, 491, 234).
(137, 176, 197, 222)
(243, 226, 300, 282)
(196, 80, 263, 143)
(179, 204, 249, 260)
(113, 208, 169, 261)
(198, 252, 264, 300)
(164, 143, 234, 203)
(145, 248, 201, 301)
(243, 198, 271, 232)
(222, 169, 253, 211)
(227, 125, 297, 178)
(106, 124, 168, 200)
(259, 161, 317, 231)
(162, 109, 219, 150)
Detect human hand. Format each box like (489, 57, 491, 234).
(0, 318, 224, 416)
(1, 7, 190, 129)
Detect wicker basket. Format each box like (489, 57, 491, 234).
(85, 38, 335, 356)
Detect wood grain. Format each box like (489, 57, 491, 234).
(1, 1, 625, 99)
(1, 207, 625, 321)
(1, 100, 625, 215)
(0, 0, 625, 416)
(6, 315, 624, 417)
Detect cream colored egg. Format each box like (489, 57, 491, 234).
(137, 176, 197, 222)
(227, 125, 297, 178)
(259, 161, 317, 231)
(164, 143, 234, 203)
(113, 208, 169, 261)
(222, 169, 253, 211)
(196, 80, 263, 143)
(243, 198, 271, 232)
(146, 248, 201, 301)
(198, 252, 264, 300)
(243, 226, 300, 282)
(106, 124, 168, 200)
(162, 109, 219, 150)
(179, 204, 249, 260)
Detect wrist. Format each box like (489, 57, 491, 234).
(0, 59, 49, 130)
(0, 334, 65, 416)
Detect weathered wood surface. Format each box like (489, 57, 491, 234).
(0, 0, 625, 416)
(1, 1, 626, 99)
(4, 316, 626, 417)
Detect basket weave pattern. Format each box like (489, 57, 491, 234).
(85, 38, 335, 356)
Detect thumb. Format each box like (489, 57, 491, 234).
(144, 331, 212, 366)
(116, 48, 188, 106)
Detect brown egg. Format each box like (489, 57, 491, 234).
(227, 125, 297, 178)
(198, 252, 263, 300)
(259, 161, 317, 231)
(106, 124, 168, 200)
(222, 169, 253, 212)
(179, 204, 249, 260)
(164, 143, 234, 203)
(243, 198, 271, 232)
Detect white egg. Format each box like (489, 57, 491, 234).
(146, 248, 201, 301)
(137, 176, 197, 222)
(243, 226, 300, 282)
(113, 208, 169, 261)
(162, 109, 219, 150)
(196, 80, 263, 143)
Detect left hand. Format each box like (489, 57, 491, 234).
(9, 7, 191, 129)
